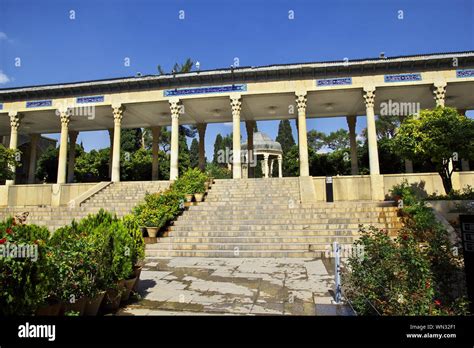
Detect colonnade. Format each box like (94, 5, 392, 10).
(4, 83, 468, 196)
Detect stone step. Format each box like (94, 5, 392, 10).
(169, 223, 402, 232)
(148, 242, 346, 251)
(173, 217, 401, 225)
(179, 211, 400, 219)
(155, 236, 357, 244)
(145, 249, 327, 258)
(167, 230, 370, 237)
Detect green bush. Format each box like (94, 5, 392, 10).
(426, 185, 474, 201)
(345, 182, 470, 315)
(0, 219, 54, 315)
(172, 168, 208, 195)
(122, 215, 145, 266)
(344, 226, 435, 315)
(133, 190, 184, 228)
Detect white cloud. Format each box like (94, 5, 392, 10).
(0, 71, 11, 84)
(0, 32, 7, 40)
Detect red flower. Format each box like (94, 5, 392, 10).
(434, 299, 441, 306)
(5, 228, 12, 235)
(402, 234, 408, 241)
(0, 238, 7, 244)
(425, 281, 431, 289)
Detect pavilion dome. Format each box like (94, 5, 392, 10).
(241, 132, 282, 153)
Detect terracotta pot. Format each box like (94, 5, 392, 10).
(194, 193, 204, 202)
(84, 291, 106, 316)
(185, 194, 194, 202)
(132, 266, 143, 292)
(36, 301, 61, 316)
(120, 277, 137, 302)
(146, 227, 159, 238)
(60, 297, 86, 316)
(102, 288, 122, 312)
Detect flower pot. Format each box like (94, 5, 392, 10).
(36, 301, 61, 316)
(102, 288, 122, 312)
(84, 291, 106, 316)
(194, 193, 204, 202)
(132, 266, 143, 292)
(146, 227, 159, 238)
(121, 277, 137, 302)
(60, 297, 86, 316)
(185, 194, 194, 202)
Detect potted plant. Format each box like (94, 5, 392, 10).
(144, 221, 159, 238)
(194, 192, 205, 202)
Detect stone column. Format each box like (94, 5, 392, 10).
(405, 160, 414, 173)
(458, 109, 470, 171)
(169, 100, 181, 180)
(296, 92, 309, 177)
(346, 115, 359, 175)
(108, 128, 114, 179)
(269, 158, 274, 178)
(151, 126, 161, 180)
(263, 153, 269, 178)
(245, 120, 255, 178)
(278, 155, 283, 178)
(57, 111, 70, 184)
(197, 123, 207, 171)
(363, 87, 384, 200)
(111, 106, 124, 182)
(230, 96, 242, 179)
(433, 82, 447, 107)
(67, 131, 78, 183)
(364, 88, 380, 176)
(28, 134, 39, 184)
(6, 112, 20, 186)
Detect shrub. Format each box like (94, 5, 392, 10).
(426, 185, 474, 201)
(344, 226, 435, 315)
(172, 168, 208, 195)
(122, 215, 145, 266)
(345, 182, 470, 315)
(0, 219, 54, 315)
(133, 190, 184, 229)
(109, 221, 134, 281)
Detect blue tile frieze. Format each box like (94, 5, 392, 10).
(384, 73, 422, 83)
(77, 95, 104, 103)
(456, 69, 474, 78)
(164, 84, 247, 97)
(26, 100, 52, 108)
(316, 77, 352, 87)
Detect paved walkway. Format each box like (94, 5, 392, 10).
(118, 257, 354, 316)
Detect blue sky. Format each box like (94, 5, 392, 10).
(1, 0, 473, 156)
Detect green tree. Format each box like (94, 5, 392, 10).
(323, 129, 349, 151)
(276, 120, 295, 153)
(392, 107, 474, 194)
(35, 146, 59, 183)
(0, 144, 17, 183)
(189, 138, 199, 169)
(212, 134, 223, 165)
(74, 148, 110, 182)
(307, 130, 326, 152)
(121, 128, 142, 153)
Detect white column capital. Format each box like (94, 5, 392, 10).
(433, 82, 447, 107)
(169, 99, 182, 118)
(363, 88, 376, 109)
(112, 105, 125, 123)
(230, 96, 242, 116)
(9, 112, 21, 130)
(295, 92, 307, 113)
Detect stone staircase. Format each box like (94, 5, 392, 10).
(146, 178, 403, 258)
(0, 181, 170, 230)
